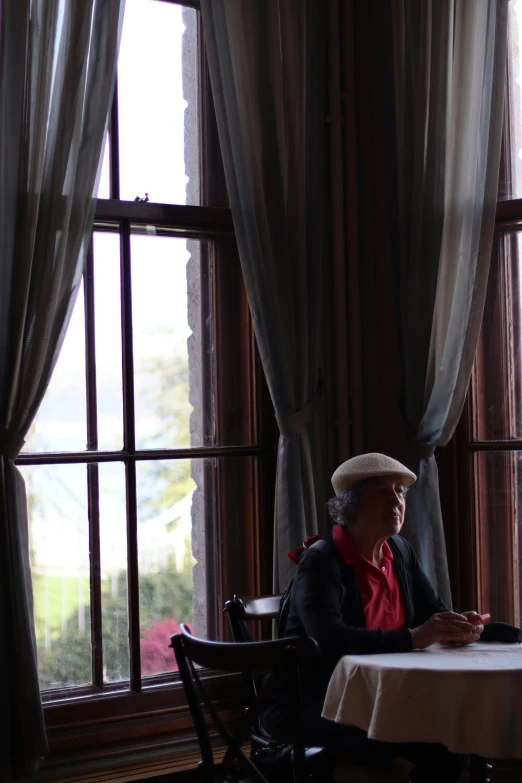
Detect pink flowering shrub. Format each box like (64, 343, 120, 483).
(141, 617, 186, 675)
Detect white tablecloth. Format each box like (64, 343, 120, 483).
(322, 642, 522, 758)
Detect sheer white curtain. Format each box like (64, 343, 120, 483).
(0, 1, 124, 777)
(391, 0, 508, 603)
(200, 0, 326, 590)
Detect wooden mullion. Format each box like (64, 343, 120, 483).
(505, 236, 517, 440)
(457, 404, 478, 612)
(84, 238, 104, 686)
(471, 306, 486, 441)
(473, 449, 489, 615)
(84, 240, 99, 452)
(505, 237, 520, 624)
(497, 47, 512, 202)
(109, 80, 120, 200)
(203, 458, 219, 641)
(15, 444, 261, 466)
(125, 461, 141, 692)
(465, 379, 481, 611)
(120, 219, 135, 453)
(470, 440, 522, 451)
(511, 235, 522, 626)
(87, 464, 103, 686)
(120, 219, 141, 691)
(200, 239, 219, 639)
(496, 199, 522, 224)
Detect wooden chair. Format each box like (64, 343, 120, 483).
(171, 623, 328, 783)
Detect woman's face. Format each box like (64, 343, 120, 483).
(354, 474, 408, 539)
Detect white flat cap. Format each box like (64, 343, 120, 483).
(331, 453, 417, 495)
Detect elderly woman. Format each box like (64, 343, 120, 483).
(262, 453, 486, 783)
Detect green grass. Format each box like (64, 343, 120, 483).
(32, 573, 91, 645)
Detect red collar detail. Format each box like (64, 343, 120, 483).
(332, 524, 394, 569)
(287, 534, 322, 564)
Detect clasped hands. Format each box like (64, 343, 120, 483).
(411, 610, 491, 650)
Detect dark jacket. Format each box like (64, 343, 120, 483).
(266, 533, 447, 727)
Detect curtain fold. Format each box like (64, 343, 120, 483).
(390, 0, 508, 604)
(0, 1, 124, 777)
(200, 0, 325, 590)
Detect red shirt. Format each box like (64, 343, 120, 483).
(332, 525, 407, 631)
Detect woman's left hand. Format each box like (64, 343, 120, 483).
(450, 611, 490, 644)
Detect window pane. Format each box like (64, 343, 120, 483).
(136, 459, 198, 677)
(94, 232, 124, 451)
(499, 2, 522, 200)
(24, 283, 87, 454)
(21, 463, 92, 690)
(474, 230, 522, 440)
(117, 0, 199, 205)
(136, 453, 259, 679)
(474, 451, 522, 626)
(131, 235, 252, 449)
(99, 462, 129, 683)
(132, 234, 207, 450)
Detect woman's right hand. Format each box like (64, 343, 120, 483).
(411, 612, 476, 649)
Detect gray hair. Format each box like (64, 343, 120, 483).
(327, 479, 367, 527)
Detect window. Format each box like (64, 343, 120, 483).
(17, 0, 274, 766)
(458, 2, 522, 626)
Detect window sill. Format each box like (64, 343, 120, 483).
(38, 672, 242, 781)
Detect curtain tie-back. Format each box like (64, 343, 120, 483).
(0, 426, 25, 459)
(401, 407, 436, 462)
(412, 439, 436, 461)
(276, 377, 323, 438)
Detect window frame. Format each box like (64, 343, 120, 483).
(17, 2, 277, 772)
(448, 43, 522, 622)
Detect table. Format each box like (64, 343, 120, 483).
(322, 642, 522, 759)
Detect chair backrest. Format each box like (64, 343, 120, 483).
(224, 593, 283, 643)
(239, 594, 284, 619)
(224, 594, 284, 710)
(171, 624, 317, 783)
